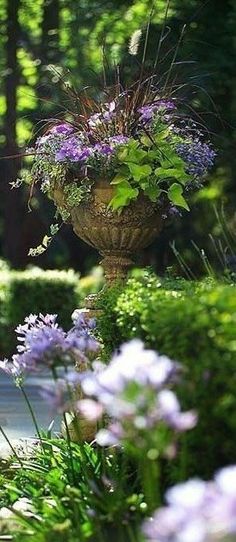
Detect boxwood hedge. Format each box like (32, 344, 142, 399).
(97, 272, 236, 479)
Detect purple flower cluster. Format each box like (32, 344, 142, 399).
(176, 140, 216, 178)
(88, 101, 116, 127)
(138, 100, 176, 123)
(50, 123, 74, 135)
(0, 312, 99, 380)
(78, 340, 197, 447)
(56, 137, 92, 162)
(54, 133, 129, 163)
(143, 465, 236, 542)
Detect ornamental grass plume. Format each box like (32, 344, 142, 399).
(129, 29, 142, 56)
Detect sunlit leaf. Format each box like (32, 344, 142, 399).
(108, 180, 139, 210)
(168, 183, 189, 210)
(128, 163, 152, 181)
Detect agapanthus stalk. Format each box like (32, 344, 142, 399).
(19, 384, 44, 449)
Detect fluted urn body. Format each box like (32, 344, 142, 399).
(54, 179, 164, 283)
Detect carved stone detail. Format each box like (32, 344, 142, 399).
(53, 178, 164, 284)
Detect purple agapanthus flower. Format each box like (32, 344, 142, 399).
(0, 313, 99, 380)
(142, 465, 236, 542)
(79, 339, 197, 448)
(176, 140, 216, 178)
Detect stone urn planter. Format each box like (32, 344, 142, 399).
(54, 178, 164, 285)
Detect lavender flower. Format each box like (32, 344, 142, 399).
(138, 100, 176, 123)
(79, 340, 197, 449)
(142, 465, 236, 542)
(176, 140, 216, 178)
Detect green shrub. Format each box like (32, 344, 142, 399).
(0, 267, 81, 355)
(97, 272, 236, 479)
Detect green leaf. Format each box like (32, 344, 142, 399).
(168, 183, 190, 210)
(110, 171, 130, 184)
(140, 135, 153, 147)
(108, 180, 139, 211)
(127, 148, 147, 163)
(155, 167, 190, 183)
(143, 185, 161, 202)
(154, 128, 170, 142)
(128, 163, 152, 181)
(42, 235, 52, 247)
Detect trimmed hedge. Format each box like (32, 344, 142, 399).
(97, 272, 236, 480)
(0, 267, 81, 355)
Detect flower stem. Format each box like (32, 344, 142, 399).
(62, 412, 76, 486)
(141, 456, 160, 512)
(0, 425, 23, 465)
(19, 384, 44, 449)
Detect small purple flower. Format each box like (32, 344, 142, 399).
(50, 123, 74, 135)
(94, 143, 113, 155)
(176, 140, 216, 178)
(55, 136, 88, 162)
(88, 113, 103, 128)
(157, 390, 197, 432)
(138, 100, 176, 123)
(109, 135, 129, 145)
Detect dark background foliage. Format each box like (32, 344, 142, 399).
(0, 0, 235, 274)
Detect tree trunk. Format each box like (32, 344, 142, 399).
(2, 0, 25, 267)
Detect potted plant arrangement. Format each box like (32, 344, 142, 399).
(18, 32, 216, 284)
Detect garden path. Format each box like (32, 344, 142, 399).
(0, 373, 60, 455)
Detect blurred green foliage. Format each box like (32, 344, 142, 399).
(97, 272, 236, 477)
(0, 263, 105, 356)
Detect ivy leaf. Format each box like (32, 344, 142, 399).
(42, 235, 52, 247)
(143, 185, 161, 202)
(127, 148, 147, 163)
(110, 170, 130, 184)
(155, 167, 190, 183)
(128, 163, 152, 181)
(50, 223, 60, 236)
(117, 147, 129, 161)
(108, 180, 139, 211)
(154, 128, 170, 142)
(168, 183, 190, 210)
(140, 135, 153, 147)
